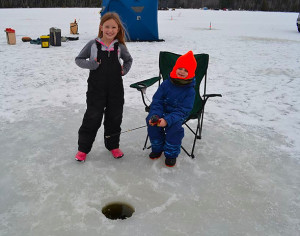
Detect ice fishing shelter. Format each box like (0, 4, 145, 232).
(101, 0, 160, 41)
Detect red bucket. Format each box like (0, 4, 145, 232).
(4, 28, 16, 44)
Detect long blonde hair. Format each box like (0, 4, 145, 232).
(98, 12, 126, 45)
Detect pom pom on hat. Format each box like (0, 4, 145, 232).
(170, 51, 197, 80)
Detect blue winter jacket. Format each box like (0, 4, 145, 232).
(148, 78, 196, 127)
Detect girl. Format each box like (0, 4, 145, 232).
(75, 12, 133, 162)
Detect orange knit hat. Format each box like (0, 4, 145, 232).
(170, 51, 197, 80)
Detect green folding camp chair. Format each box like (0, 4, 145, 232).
(130, 51, 222, 158)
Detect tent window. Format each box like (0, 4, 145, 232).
(131, 6, 144, 13)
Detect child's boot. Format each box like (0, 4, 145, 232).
(111, 148, 124, 159)
(165, 158, 176, 167)
(149, 151, 163, 160)
(75, 151, 87, 162)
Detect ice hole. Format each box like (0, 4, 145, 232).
(102, 202, 135, 220)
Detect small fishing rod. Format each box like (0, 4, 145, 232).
(105, 125, 147, 139)
(105, 116, 160, 139)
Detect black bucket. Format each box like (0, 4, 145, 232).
(50, 27, 61, 46)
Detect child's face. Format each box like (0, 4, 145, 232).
(176, 68, 188, 78)
(100, 19, 119, 42)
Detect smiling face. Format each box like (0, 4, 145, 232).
(175, 68, 188, 79)
(100, 18, 119, 43)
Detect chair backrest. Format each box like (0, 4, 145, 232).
(158, 51, 209, 120)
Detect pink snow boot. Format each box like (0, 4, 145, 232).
(111, 148, 124, 159)
(75, 151, 87, 162)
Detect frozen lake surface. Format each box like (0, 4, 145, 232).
(0, 8, 299, 235)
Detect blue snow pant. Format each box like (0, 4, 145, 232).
(146, 118, 184, 159)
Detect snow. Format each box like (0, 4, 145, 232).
(0, 8, 300, 236)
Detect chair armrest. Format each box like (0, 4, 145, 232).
(203, 94, 222, 98)
(130, 76, 160, 91)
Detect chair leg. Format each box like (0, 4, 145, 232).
(199, 109, 205, 139)
(143, 134, 152, 150)
(143, 134, 149, 150)
(181, 145, 193, 158)
(190, 121, 200, 159)
(181, 115, 202, 159)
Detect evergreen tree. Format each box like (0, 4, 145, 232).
(0, 0, 299, 12)
(261, 0, 268, 11)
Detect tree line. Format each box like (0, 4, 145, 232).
(161, 0, 300, 12)
(0, 0, 299, 12)
(0, 0, 101, 8)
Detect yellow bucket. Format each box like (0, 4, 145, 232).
(40, 35, 50, 48)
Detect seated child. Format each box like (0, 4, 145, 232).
(146, 51, 197, 167)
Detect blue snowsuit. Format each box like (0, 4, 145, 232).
(146, 77, 196, 159)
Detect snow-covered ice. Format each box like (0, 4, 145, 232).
(0, 8, 299, 235)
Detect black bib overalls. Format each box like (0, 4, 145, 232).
(78, 41, 124, 153)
